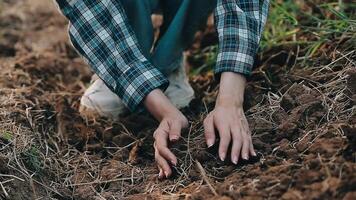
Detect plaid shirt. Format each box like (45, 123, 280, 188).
(55, 0, 269, 112)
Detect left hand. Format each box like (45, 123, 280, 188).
(203, 72, 256, 164)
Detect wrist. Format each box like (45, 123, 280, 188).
(144, 89, 180, 121)
(216, 72, 246, 107)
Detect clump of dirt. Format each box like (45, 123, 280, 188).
(0, 0, 355, 199)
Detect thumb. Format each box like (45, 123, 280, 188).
(169, 121, 182, 142)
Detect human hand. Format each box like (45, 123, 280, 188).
(153, 112, 188, 178)
(203, 72, 256, 164)
(144, 89, 188, 178)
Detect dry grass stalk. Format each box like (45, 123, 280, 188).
(195, 160, 218, 196)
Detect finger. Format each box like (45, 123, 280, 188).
(203, 116, 216, 147)
(218, 125, 231, 161)
(154, 142, 165, 179)
(157, 145, 177, 166)
(249, 132, 257, 156)
(155, 129, 178, 165)
(157, 165, 163, 179)
(155, 151, 172, 178)
(169, 121, 182, 142)
(240, 120, 251, 160)
(154, 140, 172, 178)
(231, 128, 243, 164)
(241, 131, 250, 160)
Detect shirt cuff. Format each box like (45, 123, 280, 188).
(214, 51, 255, 79)
(114, 61, 169, 112)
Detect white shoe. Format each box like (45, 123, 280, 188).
(79, 78, 128, 120)
(165, 59, 195, 109)
(79, 60, 195, 119)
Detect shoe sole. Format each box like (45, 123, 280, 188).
(79, 105, 103, 121)
(79, 103, 125, 120)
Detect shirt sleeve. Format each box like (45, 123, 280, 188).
(214, 0, 270, 76)
(54, 0, 169, 112)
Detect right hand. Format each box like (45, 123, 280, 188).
(153, 111, 188, 178)
(144, 89, 188, 178)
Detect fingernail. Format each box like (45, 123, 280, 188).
(220, 152, 226, 161)
(207, 140, 214, 148)
(164, 171, 169, 178)
(232, 156, 238, 164)
(252, 151, 257, 157)
(243, 154, 249, 160)
(171, 160, 177, 166)
(171, 135, 178, 141)
(158, 169, 163, 178)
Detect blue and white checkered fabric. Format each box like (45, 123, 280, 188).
(55, 0, 269, 111)
(56, 0, 169, 111)
(215, 0, 270, 75)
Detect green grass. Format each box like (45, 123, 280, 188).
(189, 0, 355, 75)
(1, 131, 13, 141)
(261, 0, 356, 56)
(21, 145, 44, 174)
(190, 46, 218, 75)
(260, 0, 299, 50)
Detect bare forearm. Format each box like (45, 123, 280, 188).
(216, 72, 246, 107)
(144, 89, 176, 121)
(144, 89, 188, 178)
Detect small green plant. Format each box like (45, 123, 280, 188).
(1, 131, 13, 141)
(190, 46, 218, 76)
(21, 145, 43, 174)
